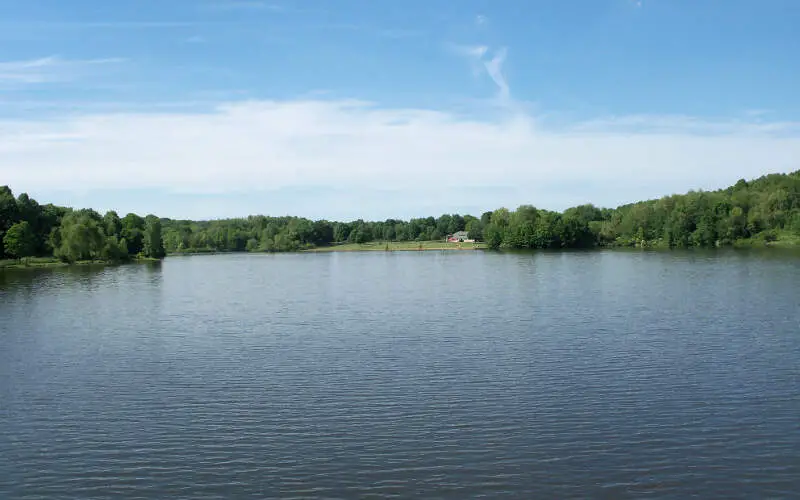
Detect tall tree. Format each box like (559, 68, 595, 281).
(0, 186, 19, 257)
(101, 235, 130, 262)
(104, 211, 122, 239)
(3, 221, 35, 262)
(54, 210, 105, 262)
(466, 219, 484, 241)
(0, 186, 18, 231)
(143, 215, 166, 259)
(121, 213, 146, 255)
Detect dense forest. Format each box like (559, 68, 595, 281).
(1, 170, 798, 263)
(0, 186, 165, 263)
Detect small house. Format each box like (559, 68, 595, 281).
(447, 230, 473, 243)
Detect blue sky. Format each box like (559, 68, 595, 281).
(1, 0, 799, 220)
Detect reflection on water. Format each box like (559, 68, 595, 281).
(1, 250, 799, 499)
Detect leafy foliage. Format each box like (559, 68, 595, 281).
(0, 170, 797, 262)
(3, 221, 36, 260)
(53, 210, 105, 263)
(143, 215, 166, 258)
(0, 187, 162, 263)
(591, 171, 800, 248)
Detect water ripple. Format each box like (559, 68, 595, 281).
(1, 251, 799, 499)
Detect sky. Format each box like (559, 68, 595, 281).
(1, 0, 799, 221)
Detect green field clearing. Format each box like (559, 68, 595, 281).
(304, 240, 485, 252)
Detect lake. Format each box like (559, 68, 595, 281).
(1, 250, 799, 499)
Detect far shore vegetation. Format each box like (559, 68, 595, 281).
(2, 170, 799, 269)
(304, 240, 485, 252)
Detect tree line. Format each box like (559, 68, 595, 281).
(0, 186, 165, 263)
(481, 171, 799, 249)
(159, 170, 799, 252)
(159, 214, 485, 254)
(2, 170, 798, 262)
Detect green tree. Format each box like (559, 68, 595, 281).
(246, 238, 260, 252)
(382, 224, 396, 241)
(0, 186, 19, 231)
(101, 235, 130, 262)
(394, 223, 409, 241)
(2, 168, 800, 262)
(54, 210, 105, 262)
(121, 213, 146, 255)
(3, 221, 36, 262)
(466, 219, 483, 241)
(484, 223, 504, 249)
(143, 215, 166, 259)
(333, 222, 351, 242)
(104, 211, 122, 238)
(0, 186, 19, 257)
(15, 193, 48, 254)
(312, 220, 334, 245)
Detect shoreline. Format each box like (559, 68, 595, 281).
(4, 240, 798, 271)
(0, 256, 161, 271)
(303, 247, 483, 253)
(303, 241, 486, 253)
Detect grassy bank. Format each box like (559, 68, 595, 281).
(0, 257, 68, 269)
(168, 248, 227, 255)
(733, 230, 800, 249)
(0, 256, 161, 270)
(305, 240, 486, 252)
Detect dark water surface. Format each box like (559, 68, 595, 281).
(1, 250, 799, 499)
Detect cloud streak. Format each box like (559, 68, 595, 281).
(1, 99, 798, 219)
(484, 48, 509, 101)
(450, 44, 510, 101)
(1, 21, 198, 30)
(0, 56, 124, 84)
(201, 1, 282, 11)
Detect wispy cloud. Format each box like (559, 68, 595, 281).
(320, 22, 422, 40)
(571, 114, 800, 137)
(0, 56, 124, 84)
(378, 28, 423, 39)
(484, 48, 509, 101)
(184, 35, 206, 44)
(475, 14, 488, 26)
(2, 99, 798, 219)
(80, 21, 195, 28)
(454, 44, 488, 59)
(202, 1, 283, 11)
(447, 43, 486, 80)
(743, 109, 773, 117)
(449, 44, 510, 101)
(23, 21, 197, 29)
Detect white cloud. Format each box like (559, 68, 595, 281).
(449, 44, 510, 101)
(570, 114, 800, 136)
(0, 56, 124, 84)
(484, 48, 509, 102)
(1, 99, 798, 218)
(15, 21, 197, 29)
(475, 14, 488, 26)
(448, 43, 488, 59)
(743, 108, 772, 117)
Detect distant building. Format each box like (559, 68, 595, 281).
(447, 230, 473, 243)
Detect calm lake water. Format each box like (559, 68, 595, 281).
(1, 250, 799, 499)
